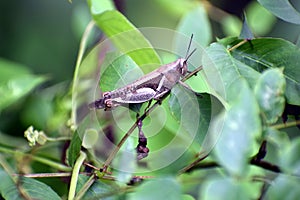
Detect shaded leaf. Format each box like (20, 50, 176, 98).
(128, 177, 181, 200)
(0, 169, 60, 200)
(279, 137, 300, 175)
(258, 0, 300, 24)
(90, 10, 161, 72)
(20, 177, 61, 200)
(239, 13, 254, 40)
(254, 68, 286, 124)
(76, 175, 117, 200)
(265, 174, 300, 200)
(169, 84, 223, 146)
(68, 130, 82, 167)
(212, 80, 261, 176)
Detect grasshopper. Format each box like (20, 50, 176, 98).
(89, 35, 196, 111)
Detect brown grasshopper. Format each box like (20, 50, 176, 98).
(89, 35, 196, 111)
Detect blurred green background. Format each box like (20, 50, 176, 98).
(0, 0, 300, 135)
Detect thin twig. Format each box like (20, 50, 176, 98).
(102, 101, 160, 171)
(271, 120, 300, 130)
(178, 152, 209, 174)
(228, 39, 248, 52)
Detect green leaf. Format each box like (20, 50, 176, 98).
(254, 68, 286, 124)
(87, 0, 115, 15)
(212, 80, 261, 176)
(265, 174, 300, 200)
(20, 177, 61, 200)
(91, 10, 161, 72)
(0, 59, 47, 110)
(279, 137, 300, 174)
(100, 53, 143, 92)
(113, 137, 136, 183)
(258, 0, 300, 24)
(128, 177, 181, 200)
(221, 15, 242, 37)
(0, 58, 31, 82)
(175, 3, 212, 47)
(169, 84, 223, 147)
(76, 175, 118, 200)
(154, 0, 200, 17)
(245, 1, 276, 36)
(201, 177, 256, 200)
(239, 14, 254, 40)
(0, 169, 60, 200)
(202, 43, 260, 104)
(68, 130, 82, 167)
(224, 38, 300, 105)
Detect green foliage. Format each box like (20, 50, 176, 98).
(1, 0, 300, 199)
(0, 59, 47, 111)
(258, 0, 300, 24)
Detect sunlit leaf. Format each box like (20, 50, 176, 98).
(222, 38, 300, 106)
(212, 80, 261, 176)
(254, 68, 286, 124)
(87, 0, 115, 15)
(246, 1, 276, 36)
(202, 43, 260, 104)
(128, 177, 181, 200)
(100, 53, 143, 92)
(175, 3, 212, 47)
(201, 177, 256, 200)
(90, 10, 161, 72)
(0, 59, 47, 110)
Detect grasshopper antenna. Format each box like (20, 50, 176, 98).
(185, 34, 197, 62)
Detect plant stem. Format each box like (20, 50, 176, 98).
(271, 120, 300, 130)
(68, 151, 87, 200)
(74, 174, 96, 200)
(71, 20, 95, 130)
(0, 146, 72, 172)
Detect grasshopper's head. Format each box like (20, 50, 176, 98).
(178, 47, 197, 76)
(178, 58, 188, 76)
(178, 34, 197, 76)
